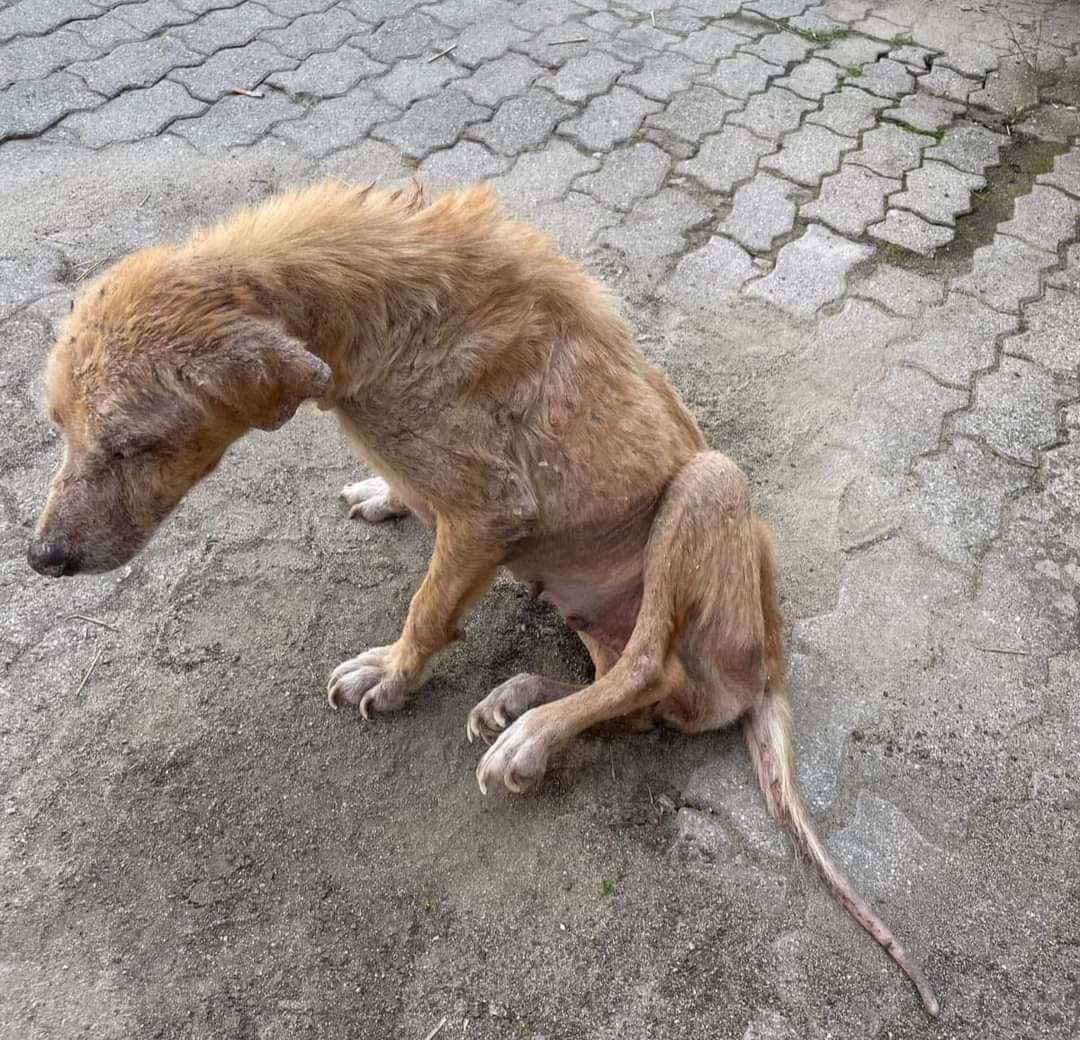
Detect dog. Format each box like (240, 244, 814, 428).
(28, 179, 938, 1015)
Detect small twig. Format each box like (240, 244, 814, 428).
(421, 1016, 447, 1040)
(138, 189, 152, 207)
(67, 613, 120, 633)
(973, 644, 1030, 657)
(76, 256, 110, 280)
(426, 44, 456, 62)
(549, 37, 588, 45)
(229, 87, 264, 98)
(74, 647, 104, 697)
(609, 747, 616, 783)
(650, 9, 656, 26)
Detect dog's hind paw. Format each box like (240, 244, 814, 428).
(340, 477, 409, 523)
(327, 645, 411, 719)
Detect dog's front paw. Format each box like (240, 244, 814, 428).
(466, 673, 553, 744)
(476, 711, 553, 795)
(327, 645, 412, 719)
(340, 477, 409, 523)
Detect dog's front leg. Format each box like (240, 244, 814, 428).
(328, 520, 500, 718)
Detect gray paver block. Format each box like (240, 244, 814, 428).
(909, 437, 1030, 567)
(729, 86, 816, 141)
(882, 92, 963, 133)
(367, 57, 467, 107)
(599, 187, 710, 269)
(169, 90, 303, 150)
(373, 89, 488, 157)
(953, 233, 1056, 313)
(719, 173, 799, 253)
(620, 51, 700, 101)
(559, 86, 661, 152)
(924, 122, 1006, 176)
(670, 24, 745, 63)
(513, 27, 595, 70)
(114, 0, 196, 32)
(0, 0, 98, 39)
(969, 55, 1038, 115)
(508, 0, 585, 32)
(457, 53, 542, 108)
(666, 236, 756, 309)
(889, 159, 984, 226)
(900, 293, 1016, 386)
(451, 17, 530, 68)
(487, 140, 600, 209)
(1005, 285, 1080, 378)
(267, 47, 385, 100)
(700, 52, 780, 100)
(644, 84, 739, 142)
(171, 41, 298, 102)
(788, 6, 846, 36)
(774, 57, 842, 100)
(1038, 146, 1080, 198)
(868, 209, 953, 256)
(318, 135, 408, 182)
(469, 88, 574, 156)
(58, 79, 206, 147)
(577, 141, 670, 210)
(745, 223, 872, 317)
(934, 39, 1005, 78)
(422, 0, 514, 29)
(845, 123, 925, 178)
(853, 57, 915, 99)
(801, 164, 899, 237)
(342, 0, 416, 20)
(676, 125, 774, 193)
(263, 0, 341, 14)
(918, 63, 979, 103)
(69, 36, 204, 96)
(806, 85, 889, 136)
(1014, 105, 1080, 145)
(952, 356, 1071, 465)
(742, 29, 814, 68)
(172, 3, 288, 53)
(849, 263, 944, 317)
(538, 51, 628, 102)
(0, 30, 96, 89)
(273, 88, 398, 156)
(70, 12, 140, 50)
(840, 364, 968, 470)
(759, 124, 854, 187)
(262, 7, 365, 59)
(353, 12, 451, 62)
(606, 23, 680, 65)
(889, 43, 936, 69)
(745, 0, 808, 16)
(814, 33, 889, 67)
(418, 140, 512, 189)
(528, 190, 618, 257)
(999, 184, 1080, 253)
(0, 72, 103, 141)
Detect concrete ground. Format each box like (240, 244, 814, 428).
(2, 0, 1079, 1036)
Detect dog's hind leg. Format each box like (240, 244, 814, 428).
(476, 451, 764, 794)
(341, 476, 410, 523)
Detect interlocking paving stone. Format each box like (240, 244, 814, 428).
(423, 0, 515, 29)
(0, 0, 98, 40)
(539, 51, 628, 102)
(853, 57, 915, 99)
(267, 47, 384, 100)
(372, 89, 488, 157)
(644, 84, 739, 142)
(666, 236, 756, 308)
(970, 55, 1039, 115)
(773, 56, 842, 99)
(113, 0, 197, 33)
(367, 57, 468, 107)
(729, 86, 816, 141)
(806, 85, 889, 136)
(513, 27, 595, 70)
(598, 186, 710, 269)
(953, 233, 1057, 313)
(953, 356, 1073, 465)
(899, 293, 1016, 386)
(845, 122, 925, 178)
(742, 29, 813, 68)
(813, 33, 888, 68)
(559, 86, 661, 152)
(619, 50, 700, 101)
(924, 121, 1006, 175)
(487, 139, 600, 209)
(883, 92, 963, 133)
(745, 223, 872, 316)
(69, 36, 203, 96)
(998, 184, 1080, 253)
(889, 159, 984, 226)
(172, 3, 288, 53)
(507, 0, 585, 32)
(676, 125, 774, 192)
(451, 18, 530, 68)
(172, 41, 298, 102)
(70, 12, 141, 50)
(273, 88, 398, 156)
(759, 123, 854, 187)
(352, 12, 451, 62)
(0, 30, 96, 89)
(918, 63, 980, 103)
(719, 172, 799, 252)
(1038, 146, 1080, 197)
(468, 88, 574, 155)
(889, 43, 936, 69)
(527, 189, 619, 256)
(869, 209, 954, 255)
(456, 53, 541, 108)
(169, 89, 303, 149)
(669, 24, 745, 63)
(419, 140, 512, 189)
(849, 262, 945, 317)
(1005, 284, 1080, 378)
(577, 141, 670, 210)
(0, 72, 103, 141)
(699, 52, 780, 99)
(58, 79, 206, 147)
(801, 164, 900, 236)
(262, 7, 366, 59)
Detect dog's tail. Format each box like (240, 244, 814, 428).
(743, 532, 940, 1017)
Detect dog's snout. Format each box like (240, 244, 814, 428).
(27, 538, 81, 577)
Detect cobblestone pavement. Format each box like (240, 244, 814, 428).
(3, 1, 1080, 1037)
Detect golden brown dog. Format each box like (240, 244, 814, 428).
(29, 179, 938, 1015)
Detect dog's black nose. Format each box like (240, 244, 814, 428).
(27, 539, 80, 577)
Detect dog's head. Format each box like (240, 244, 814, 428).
(28, 255, 332, 577)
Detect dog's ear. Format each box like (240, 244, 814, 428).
(191, 319, 333, 432)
